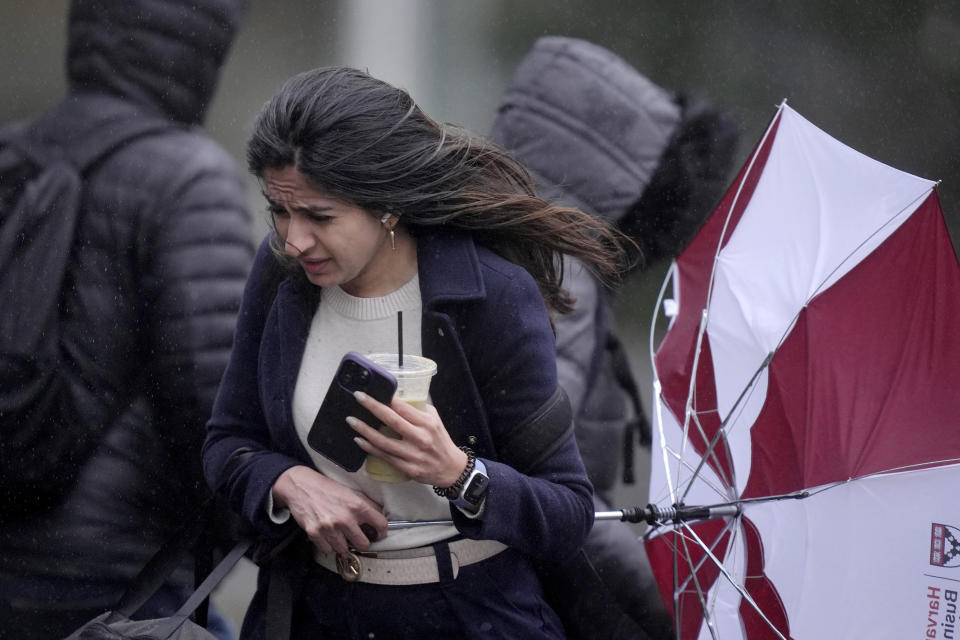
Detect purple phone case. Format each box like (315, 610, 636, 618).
(307, 352, 398, 471)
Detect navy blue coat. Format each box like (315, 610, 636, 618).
(202, 229, 593, 562)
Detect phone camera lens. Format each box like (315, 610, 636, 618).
(338, 360, 371, 391)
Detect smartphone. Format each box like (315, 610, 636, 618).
(307, 352, 398, 472)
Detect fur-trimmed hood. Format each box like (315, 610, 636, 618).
(490, 36, 681, 224)
(492, 36, 739, 266)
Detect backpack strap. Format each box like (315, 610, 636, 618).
(593, 288, 652, 485)
(10, 93, 175, 174)
(114, 504, 216, 618)
(172, 538, 253, 620)
(605, 330, 652, 484)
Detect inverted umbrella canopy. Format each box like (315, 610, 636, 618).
(644, 103, 960, 639)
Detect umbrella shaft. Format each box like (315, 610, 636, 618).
(389, 504, 741, 530)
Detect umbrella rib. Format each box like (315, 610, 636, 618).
(676, 527, 722, 640)
(677, 309, 710, 494)
(660, 441, 732, 503)
(761, 187, 935, 364)
(679, 351, 774, 505)
(681, 521, 790, 640)
(702, 102, 787, 314)
(650, 264, 680, 505)
(804, 186, 935, 305)
(800, 457, 960, 500)
(684, 408, 738, 501)
(680, 513, 742, 588)
(653, 380, 680, 505)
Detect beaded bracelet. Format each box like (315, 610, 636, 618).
(433, 446, 475, 500)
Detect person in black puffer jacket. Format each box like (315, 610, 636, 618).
(0, 1, 253, 638)
(491, 37, 739, 640)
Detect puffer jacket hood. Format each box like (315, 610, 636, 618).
(490, 36, 681, 223)
(66, 0, 247, 125)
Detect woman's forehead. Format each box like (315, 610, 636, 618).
(262, 166, 332, 202)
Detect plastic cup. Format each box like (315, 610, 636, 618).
(362, 353, 437, 482)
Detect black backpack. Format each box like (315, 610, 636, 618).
(0, 95, 173, 516)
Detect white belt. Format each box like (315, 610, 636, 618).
(315, 539, 508, 586)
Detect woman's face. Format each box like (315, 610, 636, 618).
(263, 166, 394, 296)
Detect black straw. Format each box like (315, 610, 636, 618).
(397, 311, 403, 368)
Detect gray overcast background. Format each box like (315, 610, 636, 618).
(3, 0, 959, 628)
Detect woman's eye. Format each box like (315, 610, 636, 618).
(268, 205, 288, 218)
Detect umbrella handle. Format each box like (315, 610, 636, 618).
(596, 504, 741, 526)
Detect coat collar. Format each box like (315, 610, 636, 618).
(414, 228, 487, 308)
(272, 227, 487, 312)
(269, 228, 486, 395)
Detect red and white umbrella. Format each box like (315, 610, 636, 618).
(641, 103, 960, 639)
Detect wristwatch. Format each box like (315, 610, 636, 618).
(451, 458, 489, 510)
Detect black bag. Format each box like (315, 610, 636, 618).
(63, 536, 252, 640)
(61, 491, 252, 640)
(0, 95, 172, 514)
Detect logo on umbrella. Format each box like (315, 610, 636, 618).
(930, 524, 960, 568)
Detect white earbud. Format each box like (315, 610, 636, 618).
(380, 213, 392, 225)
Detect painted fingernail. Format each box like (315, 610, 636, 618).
(345, 416, 360, 428)
(353, 390, 368, 402)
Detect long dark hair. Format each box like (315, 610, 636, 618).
(247, 66, 628, 314)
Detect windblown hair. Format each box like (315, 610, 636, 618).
(247, 66, 628, 314)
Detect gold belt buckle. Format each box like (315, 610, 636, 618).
(335, 551, 363, 582)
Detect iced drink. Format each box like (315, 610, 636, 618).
(362, 353, 437, 482)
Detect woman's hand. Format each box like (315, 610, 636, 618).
(271, 465, 388, 555)
(348, 391, 468, 489)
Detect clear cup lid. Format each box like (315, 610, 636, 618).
(366, 353, 437, 379)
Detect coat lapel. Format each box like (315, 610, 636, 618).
(416, 231, 497, 454)
(270, 277, 320, 455)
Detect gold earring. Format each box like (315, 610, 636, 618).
(380, 213, 397, 250)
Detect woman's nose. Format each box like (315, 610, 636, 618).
(284, 214, 313, 256)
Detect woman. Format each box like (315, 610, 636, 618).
(202, 66, 627, 639)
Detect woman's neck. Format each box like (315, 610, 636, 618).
(341, 227, 418, 298)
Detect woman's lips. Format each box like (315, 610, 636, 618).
(299, 258, 331, 275)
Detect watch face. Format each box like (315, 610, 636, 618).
(463, 473, 490, 504)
